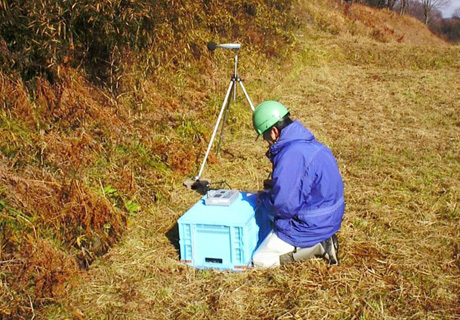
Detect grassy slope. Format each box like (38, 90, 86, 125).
(1, 1, 293, 317)
(14, 0, 460, 319)
(52, 71, 460, 318)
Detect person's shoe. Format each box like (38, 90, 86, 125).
(321, 234, 339, 265)
(279, 251, 296, 265)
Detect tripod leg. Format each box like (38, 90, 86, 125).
(216, 81, 235, 155)
(196, 79, 235, 180)
(238, 80, 255, 111)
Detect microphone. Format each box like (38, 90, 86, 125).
(207, 41, 241, 51)
(207, 41, 217, 51)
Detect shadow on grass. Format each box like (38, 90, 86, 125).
(166, 222, 181, 256)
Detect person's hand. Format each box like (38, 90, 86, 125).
(257, 190, 267, 205)
(263, 179, 273, 190)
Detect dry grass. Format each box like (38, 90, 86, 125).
(293, 0, 448, 46)
(1, 0, 294, 317)
(2, 0, 459, 319)
(43, 21, 460, 320)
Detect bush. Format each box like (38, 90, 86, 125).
(0, 1, 297, 318)
(0, 0, 294, 88)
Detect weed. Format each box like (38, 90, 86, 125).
(1, 0, 460, 319)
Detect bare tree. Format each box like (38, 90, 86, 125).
(453, 7, 460, 18)
(400, 0, 409, 14)
(420, 0, 450, 24)
(387, 0, 397, 9)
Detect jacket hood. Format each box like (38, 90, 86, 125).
(269, 120, 315, 158)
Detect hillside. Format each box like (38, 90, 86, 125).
(1, 0, 459, 319)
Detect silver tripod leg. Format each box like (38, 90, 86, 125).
(196, 79, 235, 180)
(216, 80, 235, 155)
(238, 79, 255, 111)
(216, 78, 254, 155)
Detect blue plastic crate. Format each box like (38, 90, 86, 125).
(178, 191, 270, 271)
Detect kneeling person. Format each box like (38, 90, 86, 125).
(252, 101, 345, 268)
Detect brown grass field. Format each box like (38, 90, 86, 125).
(56, 64, 460, 319)
(1, 0, 459, 319)
(46, 7, 459, 320)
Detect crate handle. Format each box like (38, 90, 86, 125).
(205, 257, 223, 264)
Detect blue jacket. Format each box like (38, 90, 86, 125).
(259, 120, 345, 248)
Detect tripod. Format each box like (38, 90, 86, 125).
(195, 44, 255, 181)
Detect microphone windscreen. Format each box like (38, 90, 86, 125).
(207, 41, 217, 51)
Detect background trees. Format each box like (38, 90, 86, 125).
(420, 0, 450, 24)
(355, 0, 460, 41)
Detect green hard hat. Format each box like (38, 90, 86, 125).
(253, 101, 289, 135)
